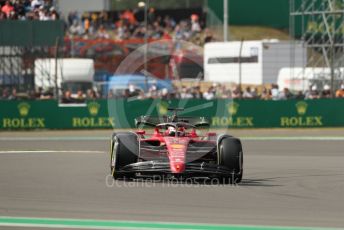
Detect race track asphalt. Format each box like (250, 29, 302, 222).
(0, 129, 343, 229)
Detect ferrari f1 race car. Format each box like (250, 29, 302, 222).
(110, 108, 243, 184)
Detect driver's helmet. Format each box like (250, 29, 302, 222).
(167, 127, 176, 136)
(177, 127, 186, 137)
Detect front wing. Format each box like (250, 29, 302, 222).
(118, 161, 239, 177)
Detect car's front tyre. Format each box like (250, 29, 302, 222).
(110, 132, 138, 180)
(218, 137, 243, 184)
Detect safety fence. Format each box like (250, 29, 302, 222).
(0, 99, 343, 130)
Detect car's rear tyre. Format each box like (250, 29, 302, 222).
(110, 132, 138, 180)
(218, 137, 243, 184)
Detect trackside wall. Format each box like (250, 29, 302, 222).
(0, 99, 343, 129)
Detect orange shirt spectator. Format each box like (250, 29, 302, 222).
(121, 10, 136, 25)
(84, 18, 90, 33)
(336, 85, 344, 98)
(1, 1, 14, 17)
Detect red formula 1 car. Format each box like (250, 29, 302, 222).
(110, 108, 243, 183)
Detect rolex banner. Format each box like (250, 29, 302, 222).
(0, 99, 344, 129)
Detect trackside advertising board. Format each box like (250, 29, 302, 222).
(0, 99, 344, 130)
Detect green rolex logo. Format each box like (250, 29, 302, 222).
(296, 101, 308, 115)
(88, 102, 100, 116)
(228, 102, 239, 115)
(17, 103, 30, 117)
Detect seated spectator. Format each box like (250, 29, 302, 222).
(49, 7, 59, 20)
(279, 88, 293, 100)
(174, 25, 183, 41)
(14, 1, 26, 19)
(31, 0, 44, 9)
(61, 90, 74, 103)
(261, 87, 271, 100)
(153, 21, 165, 39)
(144, 85, 157, 99)
(1, 1, 14, 17)
(191, 86, 203, 99)
(68, 11, 78, 26)
(75, 89, 85, 102)
(271, 84, 280, 100)
(180, 86, 193, 99)
(243, 86, 253, 99)
(321, 85, 331, 98)
(251, 87, 259, 99)
(40, 89, 54, 99)
(336, 84, 344, 98)
(132, 26, 146, 38)
(1, 87, 10, 99)
(306, 85, 320, 99)
(38, 7, 50, 21)
(0, 11, 7, 19)
(163, 15, 176, 32)
(69, 20, 84, 36)
(115, 22, 126, 40)
(8, 88, 17, 100)
(129, 84, 140, 97)
(96, 25, 110, 39)
(25, 9, 39, 20)
(160, 88, 170, 100)
(294, 91, 305, 100)
(86, 89, 98, 99)
(232, 86, 242, 99)
(203, 86, 215, 100)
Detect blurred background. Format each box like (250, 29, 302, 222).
(0, 0, 344, 102)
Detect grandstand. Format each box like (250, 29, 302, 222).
(0, 0, 343, 102)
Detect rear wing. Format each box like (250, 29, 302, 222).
(135, 115, 210, 128)
(135, 116, 166, 128)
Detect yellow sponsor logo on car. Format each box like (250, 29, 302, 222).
(171, 144, 185, 149)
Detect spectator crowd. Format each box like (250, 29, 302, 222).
(67, 8, 213, 45)
(59, 82, 344, 102)
(0, 0, 59, 20)
(1, 0, 213, 43)
(2, 83, 344, 102)
(107, 83, 344, 101)
(2, 1, 344, 102)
